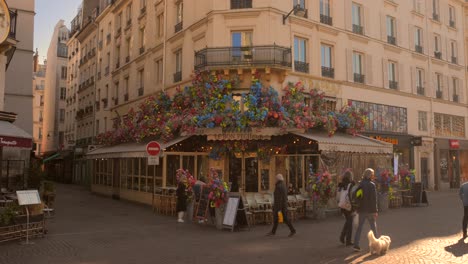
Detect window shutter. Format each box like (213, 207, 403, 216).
(432, 74, 437, 98)
(347, 49, 353, 82)
(364, 7, 371, 36)
(345, 1, 352, 31)
(380, 13, 386, 41)
(398, 62, 405, 92)
(396, 19, 403, 46)
(366, 54, 373, 85)
(383, 59, 389, 88)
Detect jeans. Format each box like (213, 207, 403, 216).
(340, 209, 353, 244)
(354, 213, 377, 247)
(271, 208, 295, 234)
(463, 206, 468, 236)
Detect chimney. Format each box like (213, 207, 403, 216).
(33, 49, 39, 72)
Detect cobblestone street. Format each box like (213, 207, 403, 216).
(0, 184, 467, 264)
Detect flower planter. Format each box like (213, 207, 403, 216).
(215, 206, 224, 230)
(389, 196, 402, 209)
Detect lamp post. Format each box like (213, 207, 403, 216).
(283, 4, 304, 25)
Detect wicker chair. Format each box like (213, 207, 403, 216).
(246, 196, 265, 224)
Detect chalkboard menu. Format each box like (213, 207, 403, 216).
(195, 186, 211, 221)
(222, 193, 249, 232)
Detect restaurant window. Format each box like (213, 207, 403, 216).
(157, 14, 164, 37)
(434, 113, 465, 137)
(349, 100, 408, 133)
(94, 159, 113, 186)
(167, 155, 181, 187)
(418, 111, 427, 131)
(61, 66, 67, 79)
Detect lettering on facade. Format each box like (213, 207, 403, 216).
(370, 136, 399, 145)
(0, 137, 17, 146)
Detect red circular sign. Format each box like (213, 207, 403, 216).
(146, 141, 161, 156)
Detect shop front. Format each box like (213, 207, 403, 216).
(435, 138, 468, 190)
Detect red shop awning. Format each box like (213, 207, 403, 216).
(0, 120, 32, 148)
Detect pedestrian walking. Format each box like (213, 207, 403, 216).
(176, 175, 188, 223)
(267, 174, 296, 237)
(352, 168, 378, 252)
(459, 181, 468, 239)
(337, 170, 355, 246)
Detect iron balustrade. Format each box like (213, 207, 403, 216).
(320, 14, 333, 26)
(8, 10, 17, 39)
(450, 20, 455, 28)
(138, 87, 144, 96)
(436, 90, 443, 99)
(434, 51, 442, 59)
(175, 22, 183, 33)
(352, 24, 364, 35)
(354, 73, 365, 83)
(417, 86, 425, 95)
(415, 45, 423, 54)
(321, 66, 334, 78)
(293, 7, 308, 18)
(453, 94, 459, 102)
(387, 35, 396, 45)
(231, 0, 252, 9)
(194, 45, 292, 70)
(432, 13, 439, 21)
(140, 46, 145, 55)
(389, 80, 398, 89)
(174, 71, 182, 82)
(294, 61, 309, 73)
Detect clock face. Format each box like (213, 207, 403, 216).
(0, 0, 11, 44)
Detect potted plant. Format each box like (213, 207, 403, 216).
(375, 168, 393, 211)
(307, 171, 335, 219)
(206, 168, 228, 229)
(176, 169, 196, 222)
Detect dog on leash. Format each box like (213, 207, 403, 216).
(367, 230, 391, 255)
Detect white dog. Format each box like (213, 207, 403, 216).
(367, 230, 391, 255)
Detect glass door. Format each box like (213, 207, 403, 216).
(228, 152, 259, 193)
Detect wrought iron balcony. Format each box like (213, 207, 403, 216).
(194, 45, 292, 70)
(174, 71, 182, 83)
(451, 56, 457, 64)
(434, 51, 442, 59)
(231, 0, 252, 9)
(387, 35, 396, 45)
(138, 87, 144, 96)
(175, 22, 183, 33)
(436, 90, 443, 99)
(294, 61, 309, 73)
(415, 45, 423, 54)
(449, 20, 455, 28)
(389, 80, 398, 89)
(293, 7, 308, 19)
(352, 24, 364, 35)
(354, 73, 365, 83)
(417, 86, 425, 95)
(432, 13, 439, 21)
(8, 10, 17, 39)
(453, 94, 459, 102)
(320, 14, 333, 26)
(321, 66, 334, 78)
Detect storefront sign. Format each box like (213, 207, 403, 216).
(0, 136, 32, 148)
(449, 140, 460, 149)
(369, 136, 399, 145)
(411, 137, 422, 146)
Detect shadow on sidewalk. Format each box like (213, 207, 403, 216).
(445, 238, 468, 257)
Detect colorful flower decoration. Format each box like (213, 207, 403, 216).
(206, 168, 229, 208)
(176, 169, 196, 202)
(307, 171, 335, 207)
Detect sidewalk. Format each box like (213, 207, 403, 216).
(0, 184, 467, 264)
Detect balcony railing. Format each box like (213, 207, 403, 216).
(451, 56, 457, 64)
(354, 73, 365, 83)
(436, 90, 443, 99)
(124, 93, 129, 101)
(387, 35, 396, 45)
(8, 10, 17, 39)
(293, 7, 308, 19)
(138, 87, 144, 96)
(432, 13, 439, 21)
(449, 20, 455, 28)
(389, 80, 398, 89)
(175, 22, 183, 33)
(174, 71, 182, 83)
(415, 45, 423, 54)
(140, 6, 146, 15)
(320, 14, 333, 26)
(140, 46, 145, 55)
(231, 0, 252, 9)
(453, 94, 459, 102)
(126, 56, 130, 63)
(321, 66, 334, 78)
(194, 45, 292, 70)
(434, 51, 442, 59)
(417, 86, 425, 95)
(352, 24, 364, 35)
(294, 61, 309, 73)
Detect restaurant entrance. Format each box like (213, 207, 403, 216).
(228, 153, 259, 193)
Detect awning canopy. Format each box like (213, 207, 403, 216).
(292, 131, 393, 154)
(0, 120, 32, 148)
(86, 136, 191, 159)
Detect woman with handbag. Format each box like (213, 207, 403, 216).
(337, 170, 355, 246)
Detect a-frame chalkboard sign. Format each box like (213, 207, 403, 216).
(195, 186, 211, 221)
(222, 193, 250, 232)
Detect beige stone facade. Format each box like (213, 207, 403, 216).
(66, 0, 468, 192)
(32, 63, 46, 156)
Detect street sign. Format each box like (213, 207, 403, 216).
(148, 156, 159, 166)
(146, 141, 161, 156)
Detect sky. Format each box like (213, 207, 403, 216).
(34, 0, 82, 64)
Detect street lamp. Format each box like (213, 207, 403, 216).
(283, 4, 304, 25)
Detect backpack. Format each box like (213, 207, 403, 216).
(350, 184, 363, 210)
(338, 183, 352, 211)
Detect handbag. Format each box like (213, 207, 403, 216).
(338, 183, 352, 211)
(278, 212, 284, 223)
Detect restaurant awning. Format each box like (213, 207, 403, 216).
(0, 120, 32, 148)
(86, 136, 192, 159)
(291, 131, 393, 154)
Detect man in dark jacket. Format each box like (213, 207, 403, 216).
(267, 174, 296, 237)
(353, 168, 378, 251)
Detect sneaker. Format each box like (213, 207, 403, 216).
(288, 231, 296, 237)
(352, 246, 361, 252)
(177, 219, 184, 223)
(266, 232, 275, 236)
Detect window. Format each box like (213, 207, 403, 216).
(174, 49, 182, 82)
(352, 52, 362, 75)
(156, 59, 163, 84)
(96, 119, 100, 135)
(114, 82, 120, 104)
(138, 69, 144, 88)
(321, 44, 333, 78)
(418, 111, 427, 131)
(349, 100, 408, 133)
(293, 0, 305, 9)
(294, 37, 308, 73)
(432, 0, 439, 19)
(450, 41, 457, 63)
(126, 4, 132, 23)
(414, 27, 423, 52)
(140, 0, 146, 8)
(232, 31, 253, 60)
(388, 61, 397, 89)
(434, 113, 465, 137)
(231, 0, 252, 9)
(176, 1, 183, 24)
(449, 6, 455, 27)
(117, 12, 122, 30)
(434, 35, 440, 53)
(436, 73, 442, 91)
(320, 0, 330, 16)
(386, 16, 396, 44)
(452, 77, 459, 102)
(416, 68, 424, 94)
(60, 87, 66, 100)
(413, 0, 422, 13)
(59, 109, 65, 122)
(352, 3, 363, 34)
(124, 77, 129, 98)
(104, 117, 108, 132)
(139, 27, 145, 50)
(61, 66, 67, 79)
(157, 14, 164, 37)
